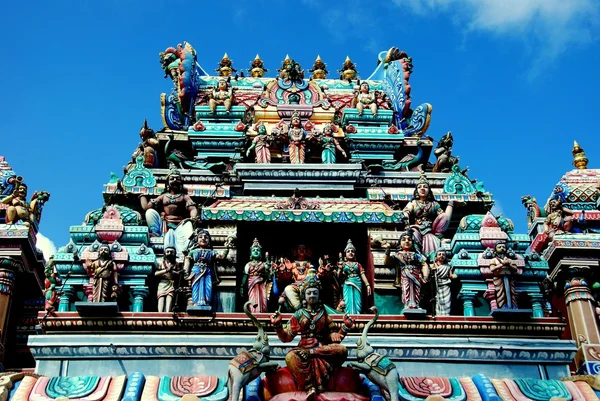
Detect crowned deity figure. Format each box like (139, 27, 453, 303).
(242, 238, 271, 313)
(2, 180, 30, 225)
(246, 122, 272, 164)
(155, 246, 182, 312)
(85, 244, 119, 303)
(276, 111, 311, 164)
(402, 174, 457, 258)
(543, 192, 574, 240)
(432, 250, 456, 316)
(127, 119, 159, 172)
(488, 241, 520, 310)
(209, 78, 234, 114)
(278, 244, 314, 311)
(319, 124, 346, 164)
(432, 132, 459, 173)
(140, 170, 197, 257)
(270, 269, 354, 400)
(384, 231, 429, 310)
(337, 239, 371, 314)
(184, 229, 232, 309)
(352, 82, 378, 116)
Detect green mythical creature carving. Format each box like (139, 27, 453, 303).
(368, 139, 424, 173)
(164, 133, 227, 174)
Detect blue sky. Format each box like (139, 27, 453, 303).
(2, 0, 599, 253)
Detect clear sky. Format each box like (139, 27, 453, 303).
(2, 0, 599, 252)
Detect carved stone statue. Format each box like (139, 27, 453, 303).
(270, 270, 354, 400)
(402, 174, 457, 257)
(43, 256, 61, 312)
(126, 120, 159, 171)
(85, 244, 119, 303)
(432, 250, 456, 316)
(2, 181, 28, 225)
(319, 124, 346, 164)
(184, 229, 231, 309)
(140, 170, 197, 256)
(543, 193, 574, 240)
(276, 111, 312, 164)
(488, 241, 520, 310)
(278, 244, 314, 311)
(383, 230, 429, 311)
(352, 82, 378, 116)
(337, 239, 371, 314)
(242, 239, 270, 313)
(309, 55, 328, 80)
(338, 56, 358, 81)
(209, 78, 234, 114)
(432, 132, 459, 173)
(246, 122, 272, 163)
(248, 54, 268, 78)
(348, 307, 399, 401)
(155, 246, 181, 312)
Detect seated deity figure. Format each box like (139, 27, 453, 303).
(352, 82, 378, 116)
(488, 241, 520, 310)
(402, 174, 457, 258)
(270, 269, 354, 400)
(2, 181, 30, 225)
(208, 78, 234, 114)
(278, 244, 314, 311)
(383, 230, 429, 310)
(184, 229, 232, 309)
(140, 170, 197, 257)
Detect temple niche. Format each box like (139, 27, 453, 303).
(3, 43, 600, 401)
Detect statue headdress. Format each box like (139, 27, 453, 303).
(344, 239, 356, 252)
(417, 173, 429, 186)
(291, 110, 300, 120)
(300, 268, 322, 296)
(251, 238, 262, 250)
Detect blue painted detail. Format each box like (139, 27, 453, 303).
(366, 213, 383, 224)
(122, 372, 145, 401)
(338, 212, 352, 223)
(514, 379, 572, 401)
(46, 376, 100, 398)
(448, 378, 467, 401)
(9, 378, 21, 399)
(472, 374, 502, 401)
(582, 361, 600, 375)
(247, 211, 259, 221)
(244, 376, 262, 401)
(402, 103, 433, 137)
(122, 156, 157, 188)
(162, 91, 184, 130)
(382, 59, 408, 127)
(305, 212, 320, 223)
(360, 375, 386, 401)
(444, 165, 476, 195)
(276, 212, 288, 222)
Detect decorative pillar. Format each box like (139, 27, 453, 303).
(564, 277, 600, 346)
(58, 285, 75, 312)
(459, 291, 478, 317)
(0, 259, 19, 367)
(529, 293, 545, 318)
(131, 286, 149, 312)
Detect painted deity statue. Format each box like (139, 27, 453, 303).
(270, 270, 354, 400)
(246, 122, 272, 163)
(402, 174, 456, 257)
(155, 246, 181, 312)
(43, 256, 61, 312)
(242, 238, 271, 313)
(277, 111, 311, 164)
(384, 231, 429, 310)
(319, 124, 346, 164)
(278, 244, 314, 311)
(488, 241, 519, 310)
(140, 170, 197, 257)
(209, 78, 234, 114)
(337, 239, 371, 314)
(86, 244, 119, 303)
(1, 181, 48, 226)
(184, 230, 231, 308)
(432, 250, 456, 316)
(127, 120, 159, 171)
(353, 82, 378, 116)
(432, 132, 459, 173)
(543, 193, 574, 240)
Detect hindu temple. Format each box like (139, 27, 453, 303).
(1, 42, 600, 401)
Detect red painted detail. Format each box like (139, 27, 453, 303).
(169, 376, 218, 397)
(401, 377, 453, 398)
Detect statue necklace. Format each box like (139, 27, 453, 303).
(166, 193, 183, 204)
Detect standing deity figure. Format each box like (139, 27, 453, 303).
(432, 132, 459, 173)
(242, 238, 270, 313)
(353, 82, 378, 116)
(140, 170, 197, 256)
(402, 174, 456, 258)
(127, 119, 160, 171)
(184, 230, 231, 308)
(279, 244, 314, 311)
(277, 111, 310, 164)
(432, 250, 456, 316)
(337, 239, 371, 314)
(384, 231, 429, 310)
(246, 122, 272, 163)
(209, 78, 234, 114)
(155, 246, 181, 312)
(270, 271, 354, 400)
(85, 244, 119, 303)
(488, 241, 519, 310)
(319, 124, 346, 164)
(43, 256, 61, 312)
(543, 193, 574, 240)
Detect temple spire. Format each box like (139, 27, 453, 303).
(572, 140, 588, 170)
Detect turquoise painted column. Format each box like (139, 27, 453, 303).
(58, 285, 74, 312)
(530, 293, 545, 318)
(459, 291, 477, 317)
(131, 286, 149, 312)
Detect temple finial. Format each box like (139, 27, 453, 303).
(572, 140, 588, 170)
